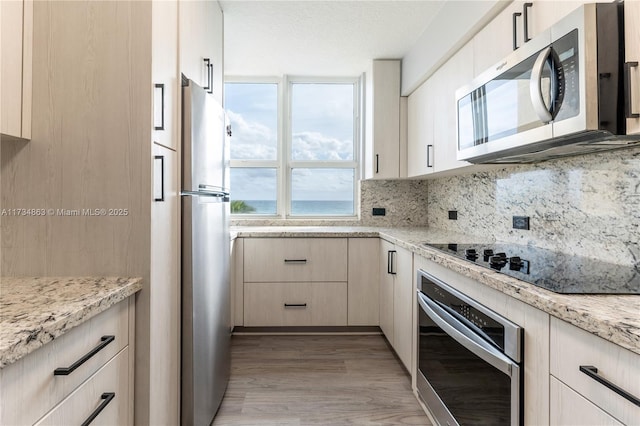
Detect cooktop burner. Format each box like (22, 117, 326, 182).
(424, 243, 640, 295)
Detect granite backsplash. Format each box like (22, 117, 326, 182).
(428, 147, 640, 266)
(231, 147, 640, 267)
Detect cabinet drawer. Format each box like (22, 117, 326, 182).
(35, 346, 131, 426)
(550, 317, 640, 425)
(550, 376, 622, 425)
(0, 300, 130, 426)
(243, 238, 347, 282)
(244, 282, 347, 326)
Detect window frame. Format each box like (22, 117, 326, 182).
(225, 75, 361, 219)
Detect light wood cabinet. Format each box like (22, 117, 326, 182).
(179, 0, 224, 104)
(407, 77, 434, 177)
(407, 43, 473, 177)
(243, 238, 349, 327)
(550, 376, 623, 426)
(0, 299, 134, 426)
(0, 0, 32, 140)
(366, 60, 402, 179)
(244, 238, 348, 283)
(527, 1, 586, 42)
(35, 347, 131, 426)
(432, 44, 473, 174)
(626, 0, 640, 135)
(347, 238, 379, 326)
(473, 1, 525, 76)
(244, 282, 347, 326)
(379, 240, 413, 371)
(149, 144, 180, 425)
(152, 0, 179, 151)
(550, 317, 640, 425)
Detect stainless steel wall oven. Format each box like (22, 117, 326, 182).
(416, 269, 524, 425)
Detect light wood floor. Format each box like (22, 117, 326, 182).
(212, 334, 432, 425)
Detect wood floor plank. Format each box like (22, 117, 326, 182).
(213, 335, 431, 426)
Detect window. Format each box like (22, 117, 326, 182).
(225, 77, 360, 217)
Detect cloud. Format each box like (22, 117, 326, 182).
(291, 131, 353, 161)
(227, 110, 277, 160)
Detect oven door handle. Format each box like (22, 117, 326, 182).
(418, 292, 517, 376)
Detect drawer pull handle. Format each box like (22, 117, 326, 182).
(579, 365, 640, 407)
(54, 335, 115, 376)
(284, 303, 307, 308)
(284, 259, 307, 264)
(81, 392, 116, 426)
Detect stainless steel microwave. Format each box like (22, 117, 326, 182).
(456, 2, 640, 164)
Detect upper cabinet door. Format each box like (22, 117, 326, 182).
(152, 0, 178, 150)
(178, 0, 224, 105)
(625, 0, 640, 135)
(527, 1, 587, 42)
(1, 0, 32, 140)
(407, 77, 434, 177)
(368, 59, 401, 179)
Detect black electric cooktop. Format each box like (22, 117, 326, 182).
(424, 243, 640, 295)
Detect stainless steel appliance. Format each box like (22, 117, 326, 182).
(416, 269, 523, 426)
(424, 243, 640, 295)
(181, 78, 231, 425)
(456, 2, 640, 164)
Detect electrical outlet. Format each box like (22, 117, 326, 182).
(513, 216, 530, 230)
(448, 210, 458, 220)
(372, 207, 386, 216)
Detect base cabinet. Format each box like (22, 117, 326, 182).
(379, 240, 413, 371)
(550, 317, 640, 425)
(550, 377, 623, 426)
(0, 298, 135, 426)
(35, 347, 131, 426)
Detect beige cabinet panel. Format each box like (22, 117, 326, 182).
(152, 0, 179, 150)
(379, 239, 395, 343)
(473, 1, 525, 75)
(550, 377, 623, 426)
(392, 246, 413, 371)
(369, 60, 401, 179)
(433, 43, 474, 174)
(347, 238, 380, 326)
(550, 317, 640, 425)
(149, 144, 180, 425)
(407, 78, 434, 177)
(0, 0, 32, 139)
(244, 282, 347, 326)
(244, 238, 348, 282)
(626, 0, 640, 134)
(0, 301, 130, 426)
(35, 347, 132, 426)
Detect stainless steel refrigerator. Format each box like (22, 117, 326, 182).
(181, 78, 230, 426)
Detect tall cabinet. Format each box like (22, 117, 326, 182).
(0, 0, 32, 140)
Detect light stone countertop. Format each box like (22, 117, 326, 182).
(0, 277, 142, 368)
(233, 226, 640, 355)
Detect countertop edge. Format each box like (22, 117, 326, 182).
(233, 226, 640, 355)
(0, 277, 143, 369)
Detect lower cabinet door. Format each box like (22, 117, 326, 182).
(244, 282, 347, 326)
(550, 376, 623, 426)
(35, 347, 131, 426)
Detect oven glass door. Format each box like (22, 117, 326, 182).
(418, 292, 519, 425)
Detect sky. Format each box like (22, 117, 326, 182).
(225, 82, 355, 202)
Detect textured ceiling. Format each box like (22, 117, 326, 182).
(220, 1, 446, 77)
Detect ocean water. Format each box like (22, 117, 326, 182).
(232, 200, 354, 216)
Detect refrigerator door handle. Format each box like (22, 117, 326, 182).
(181, 190, 229, 199)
